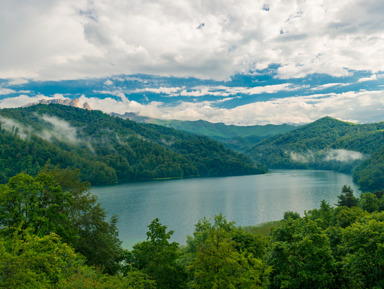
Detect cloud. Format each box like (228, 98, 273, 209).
(133, 87, 185, 95)
(78, 94, 163, 116)
(0, 88, 31, 95)
(7, 78, 29, 86)
(311, 83, 350, 91)
(0, 108, 80, 144)
(0, 88, 16, 95)
(1, 86, 384, 126)
(324, 149, 365, 162)
(0, 0, 383, 80)
(137, 89, 384, 125)
(0, 116, 31, 140)
(223, 90, 384, 125)
(290, 151, 314, 163)
(358, 74, 377, 82)
(289, 149, 365, 164)
(129, 83, 299, 97)
(0, 94, 48, 108)
(38, 114, 80, 144)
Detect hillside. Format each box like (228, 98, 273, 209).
(113, 112, 297, 152)
(245, 116, 384, 174)
(0, 104, 266, 185)
(353, 146, 384, 192)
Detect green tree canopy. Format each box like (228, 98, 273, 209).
(336, 185, 358, 208)
(128, 218, 187, 289)
(0, 168, 122, 274)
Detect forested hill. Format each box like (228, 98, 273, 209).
(0, 104, 266, 185)
(245, 116, 384, 175)
(113, 112, 297, 152)
(353, 145, 384, 192)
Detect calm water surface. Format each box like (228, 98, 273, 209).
(92, 170, 360, 248)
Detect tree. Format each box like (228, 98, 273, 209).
(0, 230, 83, 288)
(0, 172, 76, 243)
(283, 211, 301, 220)
(185, 213, 237, 256)
(129, 218, 187, 289)
(0, 228, 155, 289)
(189, 227, 270, 288)
(359, 192, 379, 213)
(0, 168, 122, 274)
(340, 214, 384, 288)
(306, 200, 335, 229)
(185, 214, 270, 288)
(336, 185, 358, 208)
(334, 206, 365, 228)
(266, 218, 336, 289)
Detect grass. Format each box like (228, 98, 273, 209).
(240, 220, 281, 237)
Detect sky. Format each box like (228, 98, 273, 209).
(0, 0, 383, 125)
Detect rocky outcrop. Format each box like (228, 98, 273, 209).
(25, 98, 92, 110)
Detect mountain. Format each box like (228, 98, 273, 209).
(0, 104, 266, 185)
(113, 112, 297, 152)
(245, 116, 384, 174)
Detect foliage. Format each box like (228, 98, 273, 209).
(353, 144, 384, 191)
(359, 192, 379, 213)
(264, 185, 384, 289)
(121, 114, 297, 152)
(57, 268, 156, 289)
(245, 116, 384, 177)
(0, 169, 122, 274)
(240, 221, 280, 237)
(266, 217, 336, 289)
(0, 104, 266, 185)
(184, 214, 271, 288)
(190, 228, 270, 288)
(336, 185, 358, 208)
(4, 166, 384, 289)
(128, 218, 187, 289)
(339, 215, 384, 288)
(0, 230, 83, 288)
(283, 211, 301, 220)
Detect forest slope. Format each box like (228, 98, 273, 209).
(245, 116, 384, 175)
(114, 112, 297, 152)
(0, 104, 266, 185)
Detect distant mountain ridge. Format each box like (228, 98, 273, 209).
(112, 112, 297, 152)
(0, 104, 266, 185)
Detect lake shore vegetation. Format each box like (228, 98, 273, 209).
(2, 169, 384, 288)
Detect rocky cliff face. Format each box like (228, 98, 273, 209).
(25, 98, 92, 110)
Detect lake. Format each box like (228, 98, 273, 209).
(92, 169, 360, 248)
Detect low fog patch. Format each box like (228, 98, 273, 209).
(0, 116, 31, 140)
(289, 149, 366, 164)
(289, 151, 314, 163)
(324, 149, 365, 162)
(38, 114, 80, 144)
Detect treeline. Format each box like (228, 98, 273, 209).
(245, 116, 384, 169)
(2, 169, 384, 288)
(0, 104, 266, 185)
(116, 112, 297, 152)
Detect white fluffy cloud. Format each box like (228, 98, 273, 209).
(0, 0, 383, 80)
(0, 88, 16, 95)
(2, 89, 383, 125)
(130, 83, 299, 97)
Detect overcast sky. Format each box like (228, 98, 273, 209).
(0, 0, 383, 125)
